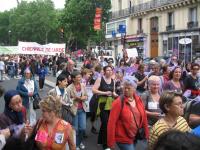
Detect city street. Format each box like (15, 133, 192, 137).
(0, 77, 116, 150)
(0, 74, 148, 150)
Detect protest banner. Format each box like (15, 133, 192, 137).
(18, 41, 65, 55)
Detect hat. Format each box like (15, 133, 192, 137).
(4, 90, 19, 107)
(123, 76, 138, 89)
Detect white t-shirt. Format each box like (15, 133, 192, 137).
(24, 79, 35, 93)
(0, 61, 5, 71)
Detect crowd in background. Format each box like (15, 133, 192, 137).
(0, 50, 199, 150)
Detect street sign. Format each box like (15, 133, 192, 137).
(179, 38, 192, 45)
(118, 25, 126, 33)
(112, 31, 116, 37)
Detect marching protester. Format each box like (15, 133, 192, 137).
(149, 91, 191, 150)
(184, 63, 200, 98)
(114, 69, 124, 96)
(0, 57, 5, 82)
(107, 76, 149, 150)
(92, 65, 118, 149)
(16, 68, 39, 126)
(163, 66, 183, 93)
(23, 95, 76, 150)
(0, 86, 10, 150)
(0, 90, 27, 150)
(134, 64, 148, 95)
(161, 64, 170, 85)
(48, 73, 74, 124)
(66, 71, 88, 150)
(141, 76, 162, 127)
(37, 63, 47, 91)
(61, 59, 76, 86)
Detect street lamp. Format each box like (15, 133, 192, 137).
(8, 30, 11, 46)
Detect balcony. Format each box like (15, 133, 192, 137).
(110, 0, 185, 20)
(151, 27, 158, 33)
(166, 25, 175, 31)
(110, 8, 130, 20)
(187, 21, 198, 29)
(137, 29, 143, 34)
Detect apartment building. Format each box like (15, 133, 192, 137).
(106, 0, 200, 62)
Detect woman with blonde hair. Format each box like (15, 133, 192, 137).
(24, 95, 76, 150)
(141, 75, 162, 127)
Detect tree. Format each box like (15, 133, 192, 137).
(0, 11, 10, 45)
(1, 0, 61, 45)
(60, 0, 111, 50)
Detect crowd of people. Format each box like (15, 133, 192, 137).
(0, 51, 199, 150)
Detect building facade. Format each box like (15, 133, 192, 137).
(106, 0, 200, 62)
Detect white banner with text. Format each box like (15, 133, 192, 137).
(18, 41, 65, 55)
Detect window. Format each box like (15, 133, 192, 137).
(106, 23, 115, 35)
(168, 12, 174, 26)
(106, 20, 126, 35)
(138, 18, 142, 32)
(150, 17, 158, 32)
(189, 7, 197, 22)
(168, 37, 173, 51)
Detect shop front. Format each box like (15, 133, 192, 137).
(161, 30, 200, 63)
(125, 34, 147, 58)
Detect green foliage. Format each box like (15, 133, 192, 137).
(0, 0, 60, 45)
(0, 0, 111, 49)
(60, 0, 111, 49)
(0, 11, 10, 45)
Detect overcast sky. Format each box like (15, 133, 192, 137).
(0, 0, 65, 12)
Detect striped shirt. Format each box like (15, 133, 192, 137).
(148, 116, 191, 150)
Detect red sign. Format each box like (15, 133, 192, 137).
(94, 24, 101, 30)
(94, 8, 102, 31)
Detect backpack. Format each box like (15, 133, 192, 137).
(183, 99, 195, 122)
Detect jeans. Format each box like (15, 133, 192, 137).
(72, 109, 86, 147)
(117, 143, 135, 150)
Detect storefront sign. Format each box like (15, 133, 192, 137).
(179, 38, 192, 45)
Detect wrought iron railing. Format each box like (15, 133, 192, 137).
(110, 0, 185, 20)
(166, 25, 175, 31)
(187, 21, 199, 28)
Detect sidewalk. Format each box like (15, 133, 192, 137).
(35, 75, 56, 88)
